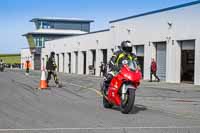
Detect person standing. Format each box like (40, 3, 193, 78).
(150, 58, 160, 82)
(25, 60, 30, 75)
(99, 62, 104, 77)
(103, 63, 107, 77)
(46, 51, 60, 87)
(0, 59, 4, 72)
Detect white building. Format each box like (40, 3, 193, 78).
(21, 48, 34, 69)
(21, 17, 93, 70)
(42, 1, 200, 85)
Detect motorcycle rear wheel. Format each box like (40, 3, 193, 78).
(120, 89, 135, 114)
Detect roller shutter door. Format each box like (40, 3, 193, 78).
(136, 45, 144, 76)
(136, 45, 144, 56)
(34, 54, 41, 70)
(156, 43, 166, 80)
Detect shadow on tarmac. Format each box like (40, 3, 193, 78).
(131, 104, 147, 114)
(109, 104, 147, 114)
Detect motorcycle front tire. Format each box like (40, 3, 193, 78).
(120, 89, 135, 114)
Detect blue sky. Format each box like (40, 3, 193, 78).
(0, 0, 195, 54)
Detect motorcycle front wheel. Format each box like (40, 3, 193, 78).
(120, 88, 135, 114)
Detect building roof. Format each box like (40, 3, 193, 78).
(30, 17, 94, 23)
(110, 0, 200, 23)
(78, 29, 110, 36)
(46, 29, 110, 41)
(23, 29, 87, 36)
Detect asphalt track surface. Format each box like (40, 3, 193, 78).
(0, 69, 200, 132)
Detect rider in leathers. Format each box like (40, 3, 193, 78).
(46, 51, 60, 87)
(103, 40, 138, 94)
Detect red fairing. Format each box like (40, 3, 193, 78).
(107, 64, 142, 106)
(120, 65, 142, 83)
(108, 76, 122, 106)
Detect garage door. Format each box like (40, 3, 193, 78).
(34, 54, 41, 70)
(136, 45, 144, 56)
(156, 43, 166, 80)
(181, 40, 195, 82)
(136, 45, 144, 76)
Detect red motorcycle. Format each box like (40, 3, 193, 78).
(101, 60, 142, 114)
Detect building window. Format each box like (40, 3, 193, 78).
(42, 22, 54, 29)
(39, 38, 43, 47)
(81, 24, 90, 32)
(35, 37, 44, 48)
(43, 23, 50, 29)
(36, 38, 40, 47)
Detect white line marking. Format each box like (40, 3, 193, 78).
(0, 126, 200, 131)
(68, 82, 103, 96)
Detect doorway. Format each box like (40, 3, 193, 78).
(102, 49, 107, 65)
(68, 53, 71, 74)
(75, 51, 78, 74)
(155, 42, 167, 80)
(62, 53, 65, 72)
(136, 45, 144, 77)
(34, 54, 41, 70)
(91, 50, 96, 75)
(180, 40, 195, 83)
(56, 54, 59, 72)
(82, 51, 86, 74)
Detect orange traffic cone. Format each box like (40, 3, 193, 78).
(38, 69, 48, 89)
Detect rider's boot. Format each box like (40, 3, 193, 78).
(102, 75, 113, 95)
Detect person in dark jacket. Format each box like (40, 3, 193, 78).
(108, 41, 138, 72)
(150, 58, 160, 82)
(0, 59, 5, 72)
(25, 60, 30, 75)
(46, 51, 60, 87)
(103, 63, 107, 77)
(102, 40, 138, 94)
(100, 62, 107, 77)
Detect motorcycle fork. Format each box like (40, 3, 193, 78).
(121, 84, 128, 100)
(121, 84, 135, 100)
